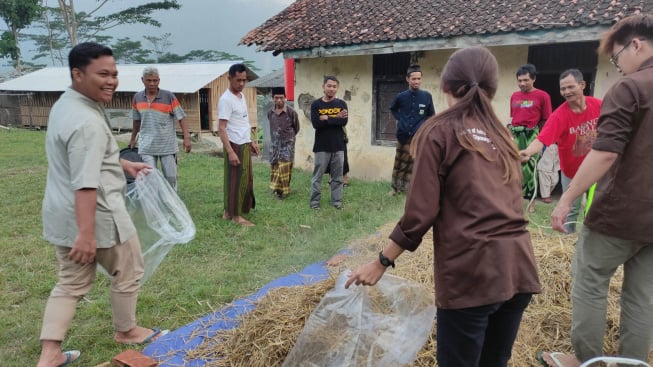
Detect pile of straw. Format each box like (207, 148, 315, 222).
(188, 224, 651, 366)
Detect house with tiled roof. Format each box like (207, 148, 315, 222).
(241, 0, 651, 180)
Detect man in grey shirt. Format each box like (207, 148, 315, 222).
(129, 66, 190, 190)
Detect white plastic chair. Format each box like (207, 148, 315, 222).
(580, 356, 651, 367)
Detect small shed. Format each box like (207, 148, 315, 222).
(0, 63, 259, 133)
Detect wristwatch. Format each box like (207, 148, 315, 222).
(378, 251, 395, 268)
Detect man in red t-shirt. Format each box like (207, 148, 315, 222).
(510, 64, 552, 129)
(521, 69, 601, 233)
(509, 64, 553, 203)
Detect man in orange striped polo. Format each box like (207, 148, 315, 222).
(129, 66, 191, 190)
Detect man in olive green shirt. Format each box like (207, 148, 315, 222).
(37, 42, 164, 367)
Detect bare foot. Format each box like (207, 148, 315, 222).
(222, 211, 231, 220)
(528, 202, 536, 213)
(231, 216, 254, 227)
(114, 326, 167, 345)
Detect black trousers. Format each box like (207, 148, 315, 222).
(436, 293, 533, 367)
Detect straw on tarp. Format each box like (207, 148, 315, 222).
(187, 223, 651, 366)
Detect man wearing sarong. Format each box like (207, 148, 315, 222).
(218, 63, 259, 226)
(509, 64, 552, 201)
(267, 87, 299, 199)
(389, 65, 435, 195)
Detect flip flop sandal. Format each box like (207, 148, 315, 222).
(59, 350, 80, 367)
(125, 327, 169, 345)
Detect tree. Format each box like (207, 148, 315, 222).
(23, 1, 261, 71)
(0, 31, 18, 63)
(28, 0, 180, 65)
(111, 37, 151, 64)
(0, 0, 42, 72)
(56, 0, 180, 46)
(30, 6, 68, 65)
(143, 32, 171, 62)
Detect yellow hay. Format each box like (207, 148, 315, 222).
(187, 223, 652, 366)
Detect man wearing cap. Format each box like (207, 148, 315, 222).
(267, 87, 300, 199)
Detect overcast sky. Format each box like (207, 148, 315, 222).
(10, 0, 294, 75)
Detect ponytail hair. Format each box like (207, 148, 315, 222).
(411, 47, 520, 183)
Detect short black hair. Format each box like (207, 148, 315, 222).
(323, 75, 339, 85)
(406, 64, 422, 76)
(68, 42, 113, 78)
(271, 87, 285, 96)
(559, 68, 584, 83)
(228, 63, 247, 77)
(516, 64, 537, 79)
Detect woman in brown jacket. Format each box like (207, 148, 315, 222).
(346, 47, 541, 367)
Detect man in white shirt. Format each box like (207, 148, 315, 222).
(218, 63, 259, 226)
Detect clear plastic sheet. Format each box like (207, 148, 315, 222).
(282, 272, 436, 367)
(100, 169, 195, 283)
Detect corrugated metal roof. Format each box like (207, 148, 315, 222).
(247, 68, 284, 88)
(0, 62, 253, 93)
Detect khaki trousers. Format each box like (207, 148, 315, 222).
(40, 236, 144, 341)
(571, 227, 653, 362)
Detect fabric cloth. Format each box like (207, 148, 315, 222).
(269, 161, 293, 196)
(223, 142, 255, 217)
(537, 96, 602, 178)
(571, 227, 653, 362)
(218, 90, 251, 145)
(436, 293, 533, 367)
(40, 236, 144, 340)
(43, 87, 136, 248)
(310, 151, 344, 208)
(560, 172, 582, 234)
(509, 88, 552, 129)
(537, 150, 560, 198)
(132, 89, 186, 155)
(141, 154, 177, 191)
(585, 57, 653, 242)
(537, 144, 560, 198)
(509, 125, 539, 198)
(310, 98, 348, 152)
(267, 104, 299, 164)
(389, 88, 436, 144)
(391, 141, 413, 193)
(389, 119, 541, 309)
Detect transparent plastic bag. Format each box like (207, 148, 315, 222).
(100, 169, 195, 283)
(282, 271, 436, 367)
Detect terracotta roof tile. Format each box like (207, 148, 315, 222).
(241, 0, 650, 54)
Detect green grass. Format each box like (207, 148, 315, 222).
(0, 128, 405, 366)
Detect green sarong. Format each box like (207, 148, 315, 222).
(510, 125, 539, 199)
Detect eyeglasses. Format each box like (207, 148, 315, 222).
(609, 38, 647, 71)
(609, 42, 631, 70)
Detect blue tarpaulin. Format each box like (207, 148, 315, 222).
(143, 261, 331, 366)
